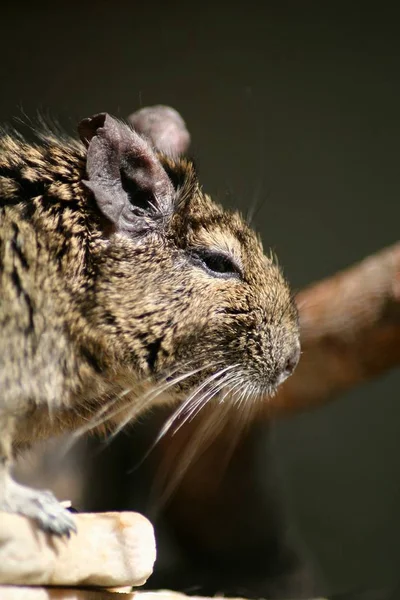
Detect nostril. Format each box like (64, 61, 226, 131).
(270, 340, 301, 388)
(281, 342, 300, 381)
(283, 341, 301, 377)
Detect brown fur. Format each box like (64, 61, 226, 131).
(0, 115, 299, 534)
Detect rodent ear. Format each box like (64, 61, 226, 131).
(127, 105, 191, 156)
(78, 113, 175, 235)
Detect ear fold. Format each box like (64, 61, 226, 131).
(78, 113, 174, 235)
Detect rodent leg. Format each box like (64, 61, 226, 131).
(0, 414, 77, 537)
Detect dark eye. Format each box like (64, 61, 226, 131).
(191, 249, 241, 278)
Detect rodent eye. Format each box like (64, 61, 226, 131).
(191, 249, 242, 278)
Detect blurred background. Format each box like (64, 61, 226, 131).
(2, 2, 400, 599)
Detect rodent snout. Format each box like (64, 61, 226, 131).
(276, 339, 301, 386)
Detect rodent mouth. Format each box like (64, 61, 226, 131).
(150, 334, 300, 426)
(160, 362, 282, 411)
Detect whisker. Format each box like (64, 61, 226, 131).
(173, 375, 229, 429)
(63, 359, 211, 456)
(95, 359, 205, 435)
(160, 364, 239, 438)
(246, 116, 269, 226)
(147, 367, 266, 512)
(108, 363, 214, 440)
(178, 370, 235, 420)
(132, 366, 239, 476)
(149, 400, 231, 510)
(123, 362, 228, 471)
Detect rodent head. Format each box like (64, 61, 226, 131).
(79, 109, 300, 408)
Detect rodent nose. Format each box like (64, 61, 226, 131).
(277, 340, 301, 385)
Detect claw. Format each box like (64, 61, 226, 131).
(1, 479, 77, 537)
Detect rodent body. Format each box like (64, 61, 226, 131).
(0, 106, 300, 535)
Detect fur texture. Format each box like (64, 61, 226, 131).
(0, 110, 299, 534)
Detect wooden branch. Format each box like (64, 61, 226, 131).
(266, 242, 400, 415)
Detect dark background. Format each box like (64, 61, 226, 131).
(3, 2, 400, 596)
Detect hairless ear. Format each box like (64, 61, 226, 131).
(78, 113, 174, 235)
(127, 105, 191, 156)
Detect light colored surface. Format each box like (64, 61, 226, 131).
(0, 511, 156, 588)
(135, 594, 326, 600)
(0, 587, 131, 599)
(0, 588, 327, 600)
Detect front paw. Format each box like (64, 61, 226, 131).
(1, 479, 77, 537)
